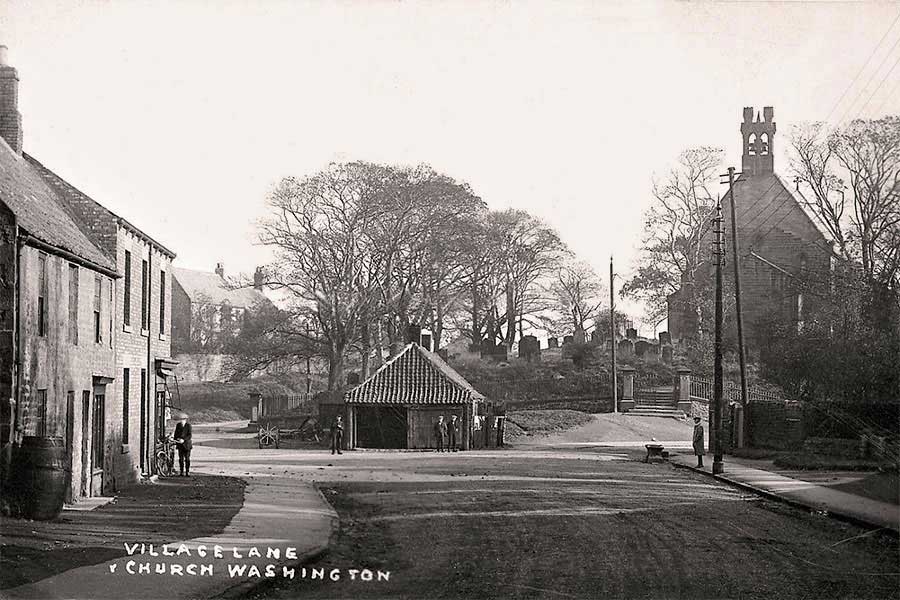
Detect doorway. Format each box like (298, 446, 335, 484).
(355, 406, 407, 449)
(80, 391, 90, 497)
(91, 390, 105, 496)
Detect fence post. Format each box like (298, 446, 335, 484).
(675, 368, 692, 416)
(620, 367, 635, 412)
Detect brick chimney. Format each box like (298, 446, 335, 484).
(0, 45, 23, 155)
(214, 262, 225, 278)
(253, 266, 265, 291)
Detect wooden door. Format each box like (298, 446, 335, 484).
(80, 391, 90, 497)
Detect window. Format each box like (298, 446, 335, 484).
(68, 264, 79, 345)
(94, 274, 102, 344)
(123, 251, 132, 327)
(141, 259, 149, 330)
(159, 270, 166, 334)
(38, 253, 48, 337)
(37, 389, 48, 436)
(122, 368, 130, 444)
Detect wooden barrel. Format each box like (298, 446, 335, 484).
(13, 436, 69, 520)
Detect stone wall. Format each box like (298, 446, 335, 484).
(748, 400, 804, 450)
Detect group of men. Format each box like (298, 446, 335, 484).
(433, 414, 460, 452)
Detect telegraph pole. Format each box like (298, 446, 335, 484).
(712, 199, 725, 474)
(610, 255, 617, 413)
(722, 166, 749, 447)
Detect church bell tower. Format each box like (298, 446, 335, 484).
(741, 106, 776, 177)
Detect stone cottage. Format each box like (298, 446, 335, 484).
(0, 46, 176, 503)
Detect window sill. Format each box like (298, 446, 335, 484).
(158, 333, 167, 342)
(140, 328, 149, 337)
(123, 324, 133, 333)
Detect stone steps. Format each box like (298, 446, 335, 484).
(627, 405, 686, 419)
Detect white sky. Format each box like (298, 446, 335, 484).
(2, 0, 899, 334)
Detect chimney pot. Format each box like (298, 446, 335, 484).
(0, 46, 23, 155)
(0, 46, 8, 66)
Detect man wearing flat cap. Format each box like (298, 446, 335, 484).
(173, 412, 193, 477)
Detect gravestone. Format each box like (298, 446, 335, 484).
(518, 335, 541, 362)
(573, 327, 586, 344)
(481, 341, 508, 362)
(626, 327, 638, 340)
(346, 372, 360, 386)
(661, 345, 673, 364)
(563, 335, 574, 346)
(590, 329, 604, 345)
(658, 331, 672, 346)
(618, 338, 634, 357)
(547, 337, 559, 349)
(634, 340, 650, 357)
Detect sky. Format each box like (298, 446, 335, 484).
(2, 0, 899, 335)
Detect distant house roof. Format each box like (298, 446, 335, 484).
(0, 138, 116, 274)
(345, 343, 485, 405)
(24, 153, 176, 259)
(171, 266, 269, 309)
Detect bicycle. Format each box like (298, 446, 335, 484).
(154, 436, 177, 477)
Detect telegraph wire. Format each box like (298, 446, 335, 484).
(851, 49, 900, 120)
(836, 27, 900, 125)
(822, 9, 900, 126)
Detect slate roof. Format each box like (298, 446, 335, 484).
(730, 173, 835, 253)
(0, 138, 116, 273)
(171, 266, 269, 309)
(24, 153, 176, 259)
(345, 343, 485, 405)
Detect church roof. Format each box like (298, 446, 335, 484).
(729, 173, 836, 254)
(345, 343, 485, 405)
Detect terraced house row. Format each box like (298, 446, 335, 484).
(0, 46, 177, 505)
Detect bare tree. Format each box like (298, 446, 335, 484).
(790, 117, 900, 292)
(623, 147, 724, 325)
(550, 259, 604, 333)
(259, 162, 386, 389)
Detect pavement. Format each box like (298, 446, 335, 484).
(4, 423, 338, 600)
(669, 452, 900, 534)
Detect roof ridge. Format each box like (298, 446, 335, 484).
(23, 153, 176, 258)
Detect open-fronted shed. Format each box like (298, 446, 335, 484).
(344, 343, 489, 450)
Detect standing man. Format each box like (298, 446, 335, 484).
(173, 412, 193, 477)
(331, 415, 344, 455)
(693, 416, 705, 468)
(434, 415, 447, 452)
(447, 414, 460, 452)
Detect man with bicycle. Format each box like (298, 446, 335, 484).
(174, 412, 193, 477)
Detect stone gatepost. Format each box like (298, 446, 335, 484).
(248, 392, 263, 418)
(620, 366, 635, 412)
(675, 368, 692, 415)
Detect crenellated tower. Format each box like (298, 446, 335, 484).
(740, 106, 776, 177)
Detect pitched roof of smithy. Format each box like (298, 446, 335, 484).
(345, 343, 485, 405)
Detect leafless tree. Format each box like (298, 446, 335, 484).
(623, 146, 724, 325)
(550, 259, 604, 333)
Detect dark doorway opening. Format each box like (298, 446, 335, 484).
(356, 406, 407, 449)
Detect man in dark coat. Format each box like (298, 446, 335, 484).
(173, 412, 193, 477)
(331, 415, 344, 455)
(447, 414, 460, 452)
(434, 416, 447, 452)
(693, 416, 705, 468)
